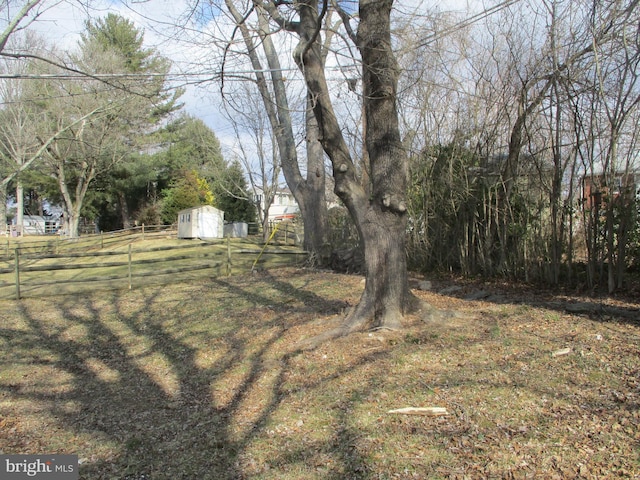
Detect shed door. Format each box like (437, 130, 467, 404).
(198, 212, 216, 238)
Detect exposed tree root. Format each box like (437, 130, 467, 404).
(294, 291, 455, 351)
(294, 325, 351, 351)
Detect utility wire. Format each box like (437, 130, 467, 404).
(416, 0, 523, 48)
(0, 0, 524, 82)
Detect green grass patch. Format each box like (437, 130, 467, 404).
(0, 234, 304, 299)
(0, 269, 638, 478)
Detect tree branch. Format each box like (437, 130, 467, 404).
(297, 0, 328, 64)
(330, 0, 357, 44)
(1, 105, 111, 188)
(0, 51, 157, 98)
(0, 0, 43, 53)
(257, 0, 299, 32)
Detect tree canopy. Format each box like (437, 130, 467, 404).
(81, 14, 150, 73)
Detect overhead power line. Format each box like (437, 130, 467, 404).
(417, 0, 523, 48)
(0, 73, 172, 80)
(0, 72, 202, 80)
(0, 1, 523, 82)
(0, 67, 322, 81)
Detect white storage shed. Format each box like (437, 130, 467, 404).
(177, 206, 224, 239)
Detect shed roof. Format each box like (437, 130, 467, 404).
(177, 205, 223, 215)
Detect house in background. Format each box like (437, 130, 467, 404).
(581, 171, 640, 210)
(253, 186, 300, 222)
(11, 214, 62, 235)
(177, 205, 224, 239)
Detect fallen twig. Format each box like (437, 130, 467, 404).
(387, 407, 449, 416)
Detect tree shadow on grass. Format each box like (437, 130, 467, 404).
(0, 270, 384, 479)
(211, 270, 352, 316)
(434, 280, 640, 328)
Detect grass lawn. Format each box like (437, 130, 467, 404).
(0, 267, 638, 479)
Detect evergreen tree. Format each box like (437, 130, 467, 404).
(82, 14, 149, 72)
(160, 170, 214, 224)
(213, 160, 256, 223)
(152, 114, 225, 187)
(75, 13, 182, 231)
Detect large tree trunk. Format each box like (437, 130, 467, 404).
(301, 96, 330, 264)
(65, 208, 81, 239)
(257, 10, 330, 264)
(55, 159, 94, 238)
(227, 1, 331, 264)
(294, 0, 420, 332)
(345, 205, 414, 332)
(351, 0, 413, 329)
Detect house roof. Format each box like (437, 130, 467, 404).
(254, 186, 293, 195)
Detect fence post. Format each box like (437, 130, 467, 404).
(142, 223, 145, 241)
(14, 248, 20, 300)
(128, 243, 132, 289)
(100, 232, 104, 249)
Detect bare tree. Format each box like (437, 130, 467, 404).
(222, 0, 330, 263)
(0, 41, 41, 234)
(0, 0, 54, 231)
(37, 71, 125, 237)
(578, 0, 640, 292)
(0, 33, 105, 234)
(222, 81, 282, 240)
(249, 0, 427, 336)
(0, 0, 44, 54)
(35, 24, 172, 237)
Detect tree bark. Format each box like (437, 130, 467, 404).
(226, 1, 330, 263)
(16, 182, 24, 236)
(293, 0, 419, 331)
(302, 96, 330, 263)
(51, 146, 95, 238)
(0, 183, 6, 234)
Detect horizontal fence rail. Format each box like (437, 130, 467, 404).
(0, 227, 306, 300)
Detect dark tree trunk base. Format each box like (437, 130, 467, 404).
(294, 289, 439, 351)
(329, 247, 364, 273)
